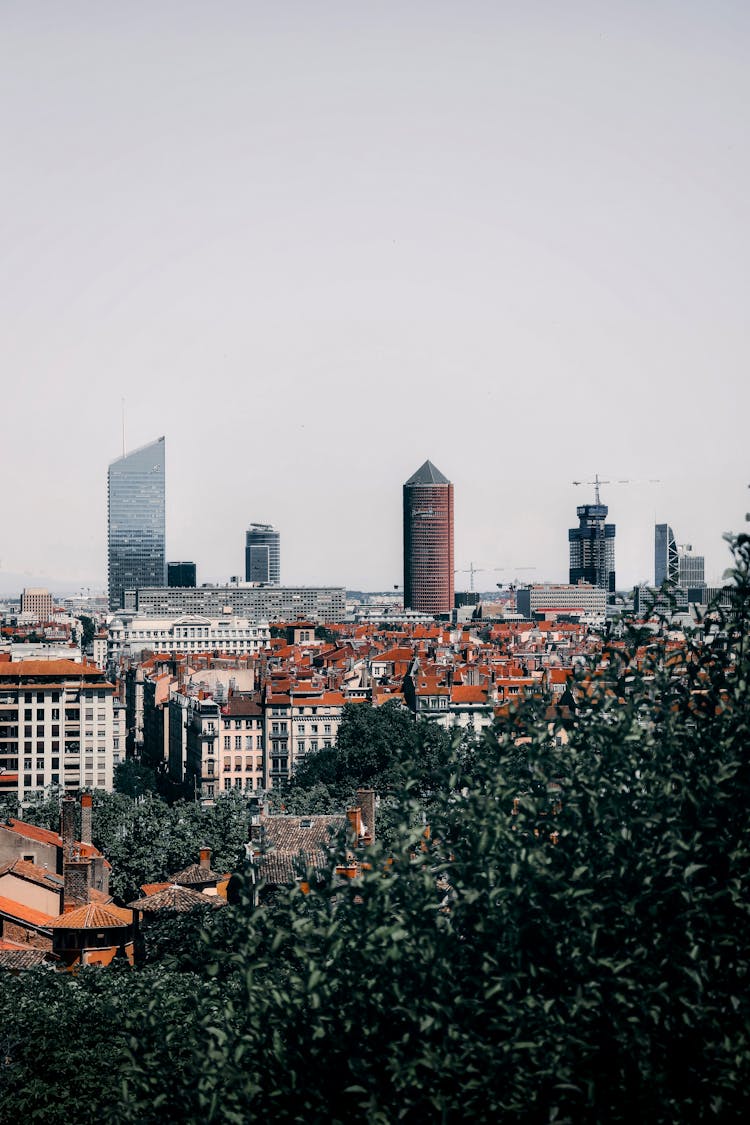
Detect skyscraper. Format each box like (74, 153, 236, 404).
(107, 437, 165, 610)
(678, 545, 706, 589)
(245, 523, 280, 585)
(568, 484, 615, 595)
(403, 460, 454, 615)
(655, 524, 679, 587)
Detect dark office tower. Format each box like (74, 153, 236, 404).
(403, 461, 454, 616)
(569, 493, 616, 595)
(167, 561, 197, 588)
(655, 524, 678, 587)
(245, 524, 280, 585)
(107, 437, 165, 611)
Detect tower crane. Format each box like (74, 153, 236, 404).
(572, 474, 661, 505)
(571, 474, 660, 591)
(454, 562, 485, 592)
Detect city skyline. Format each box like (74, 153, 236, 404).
(1, 3, 748, 594)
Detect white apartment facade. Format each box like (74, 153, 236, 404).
(107, 615, 271, 663)
(0, 660, 123, 804)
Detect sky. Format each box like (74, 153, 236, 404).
(1, 1, 748, 596)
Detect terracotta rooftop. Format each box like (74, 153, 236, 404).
(128, 885, 224, 913)
(169, 862, 222, 886)
(0, 660, 107, 679)
(0, 948, 54, 971)
(0, 894, 56, 929)
(49, 903, 132, 930)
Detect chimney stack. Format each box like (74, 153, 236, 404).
(60, 796, 76, 860)
(199, 846, 211, 870)
(356, 789, 376, 846)
(80, 792, 93, 845)
(346, 806, 363, 841)
(63, 857, 90, 912)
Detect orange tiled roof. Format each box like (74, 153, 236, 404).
(451, 685, 488, 704)
(0, 660, 106, 678)
(139, 882, 171, 897)
(0, 894, 56, 929)
(49, 903, 133, 929)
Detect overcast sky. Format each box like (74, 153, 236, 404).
(1, 1, 748, 596)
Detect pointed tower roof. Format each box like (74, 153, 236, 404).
(405, 460, 450, 486)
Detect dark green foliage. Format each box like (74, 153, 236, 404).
(291, 699, 458, 803)
(113, 759, 157, 799)
(78, 615, 96, 650)
(3, 530, 749, 1122)
(87, 790, 249, 901)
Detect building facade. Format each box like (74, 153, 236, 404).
(20, 588, 54, 620)
(569, 502, 615, 595)
(107, 615, 271, 663)
(245, 524, 280, 585)
(516, 584, 607, 620)
(403, 460, 454, 616)
(108, 437, 166, 611)
(124, 584, 346, 623)
(167, 561, 196, 588)
(0, 660, 123, 803)
(655, 524, 679, 587)
(678, 546, 706, 588)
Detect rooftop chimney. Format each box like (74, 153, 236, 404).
(80, 792, 93, 845)
(199, 846, 211, 870)
(356, 789, 375, 846)
(63, 857, 90, 911)
(60, 796, 76, 861)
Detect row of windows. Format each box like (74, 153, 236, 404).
(223, 736, 262, 750)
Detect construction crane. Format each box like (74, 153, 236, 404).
(572, 474, 660, 505)
(572, 474, 660, 591)
(454, 562, 485, 592)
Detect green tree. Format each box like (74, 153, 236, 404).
(78, 614, 96, 650)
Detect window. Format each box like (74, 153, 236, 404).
(23, 854, 35, 863)
(224, 778, 232, 790)
(235, 736, 242, 749)
(224, 736, 231, 750)
(297, 740, 304, 753)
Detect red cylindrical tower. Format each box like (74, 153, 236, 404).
(403, 461, 454, 615)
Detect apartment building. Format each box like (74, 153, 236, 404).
(516, 584, 607, 620)
(218, 695, 264, 794)
(265, 687, 349, 788)
(107, 615, 271, 662)
(124, 585, 346, 623)
(0, 660, 123, 803)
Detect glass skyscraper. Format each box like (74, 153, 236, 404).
(655, 523, 678, 587)
(245, 524, 280, 585)
(108, 437, 166, 610)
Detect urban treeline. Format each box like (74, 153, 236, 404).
(0, 529, 749, 1122)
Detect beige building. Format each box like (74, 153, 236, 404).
(20, 588, 54, 620)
